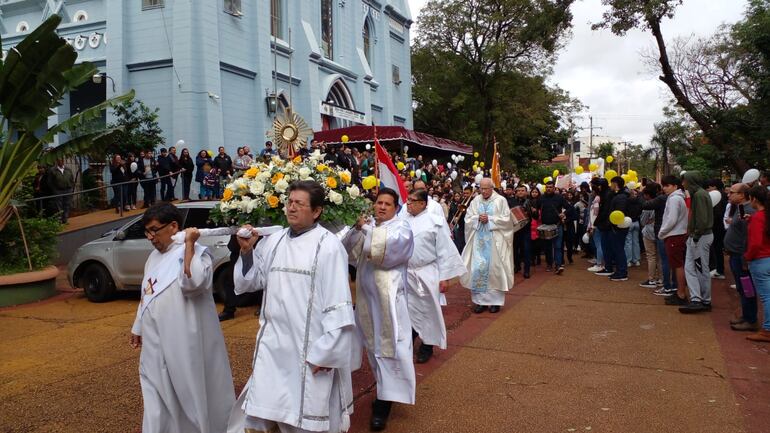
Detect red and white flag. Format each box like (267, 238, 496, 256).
(374, 126, 408, 205)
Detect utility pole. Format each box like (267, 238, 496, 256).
(588, 115, 603, 158)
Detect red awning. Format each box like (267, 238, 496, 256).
(312, 125, 473, 154)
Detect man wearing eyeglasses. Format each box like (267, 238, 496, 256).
(129, 202, 234, 433)
(230, 180, 356, 433)
(460, 178, 515, 314)
(402, 189, 466, 364)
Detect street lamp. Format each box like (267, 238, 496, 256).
(92, 73, 116, 92)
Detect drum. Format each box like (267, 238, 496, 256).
(510, 206, 529, 233)
(537, 224, 559, 240)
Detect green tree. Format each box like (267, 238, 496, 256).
(107, 98, 164, 157)
(593, 0, 770, 173)
(412, 0, 576, 165)
(596, 142, 615, 159)
(0, 15, 134, 231)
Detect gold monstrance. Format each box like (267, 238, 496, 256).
(273, 107, 312, 159)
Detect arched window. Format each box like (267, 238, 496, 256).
(363, 19, 372, 65)
(321, 0, 333, 59)
(270, 0, 283, 39)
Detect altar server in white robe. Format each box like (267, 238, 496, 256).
(342, 187, 414, 432)
(129, 202, 235, 433)
(403, 188, 466, 363)
(229, 180, 356, 433)
(460, 178, 515, 314)
(398, 179, 446, 221)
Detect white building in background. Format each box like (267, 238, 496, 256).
(562, 134, 624, 169)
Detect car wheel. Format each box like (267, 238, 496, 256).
(78, 263, 116, 303)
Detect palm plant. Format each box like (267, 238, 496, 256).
(0, 15, 134, 231)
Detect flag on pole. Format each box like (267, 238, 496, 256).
(491, 136, 501, 188)
(374, 125, 408, 205)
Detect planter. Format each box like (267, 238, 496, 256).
(0, 266, 60, 307)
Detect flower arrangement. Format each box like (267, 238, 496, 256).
(209, 150, 371, 227)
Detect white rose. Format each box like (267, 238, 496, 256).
(249, 180, 266, 195)
(245, 198, 259, 213)
(274, 178, 290, 193)
(328, 190, 343, 205)
(298, 167, 312, 179)
(219, 201, 231, 212)
(346, 185, 360, 198)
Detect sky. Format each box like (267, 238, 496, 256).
(407, 0, 748, 147)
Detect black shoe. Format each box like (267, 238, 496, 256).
(370, 399, 392, 431)
(489, 305, 501, 313)
(679, 301, 710, 314)
(523, 271, 530, 279)
(610, 275, 628, 282)
(416, 343, 434, 364)
(555, 266, 564, 275)
(665, 294, 688, 306)
(473, 304, 487, 314)
(218, 310, 235, 321)
(595, 269, 613, 276)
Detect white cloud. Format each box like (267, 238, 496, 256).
(408, 0, 748, 147)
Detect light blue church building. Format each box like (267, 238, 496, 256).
(1, 0, 414, 155)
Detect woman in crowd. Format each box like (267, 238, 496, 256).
(109, 154, 128, 213)
(745, 185, 770, 342)
(125, 153, 139, 210)
(178, 148, 195, 200)
(195, 150, 212, 199)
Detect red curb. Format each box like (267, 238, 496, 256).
(348, 266, 551, 431)
(710, 277, 770, 433)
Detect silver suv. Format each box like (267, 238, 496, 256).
(68, 201, 233, 302)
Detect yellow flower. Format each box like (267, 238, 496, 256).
(339, 171, 351, 184)
(222, 188, 234, 201)
(326, 176, 338, 189)
(271, 172, 285, 184)
(292, 156, 303, 164)
(244, 167, 259, 178)
(267, 195, 280, 208)
(316, 164, 328, 172)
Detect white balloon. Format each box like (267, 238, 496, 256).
(130, 162, 138, 172)
(627, 181, 637, 190)
(742, 168, 760, 184)
(474, 173, 483, 184)
(459, 155, 465, 161)
(450, 170, 458, 180)
(680, 170, 687, 177)
(618, 216, 632, 229)
(404, 145, 409, 152)
(175, 139, 185, 147)
(501, 180, 507, 189)
(365, 144, 371, 150)
(446, 162, 452, 169)
(537, 183, 544, 193)
(709, 190, 722, 207)
(582, 232, 590, 244)
(415, 169, 422, 177)
(451, 154, 458, 161)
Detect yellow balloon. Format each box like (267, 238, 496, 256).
(480, 162, 485, 168)
(362, 176, 377, 190)
(544, 176, 553, 184)
(396, 162, 405, 171)
(589, 163, 598, 172)
(605, 169, 618, 180)
(621, 174, 630, 182)
(409, 170, 415, 178)
(627, 169, 637, 178)
(553, 169, 560, 177)
(576, 166, 584, 175)
(609, 210, 625, 226)
(606, 155, 614, 163)
(473, 152, 479, 158)
(474, 161, 479, 166)
(341, 135, 349, 143)
(207, 150, 214, 157)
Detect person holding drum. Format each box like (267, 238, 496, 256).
(511, 185, 533, 278)
(539, 181, 570, 275)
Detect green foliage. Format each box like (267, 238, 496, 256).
(592, 0, 683, 35)
(0, 216, 62, 274)
(517, 163, 567, 183)
(595, 142, 616, 159)
(106, 98, 164, 157)
(412, 0, 577, 167)
(0, 15, 134, 230)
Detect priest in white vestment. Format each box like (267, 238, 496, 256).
(460, 178, 515, 313)
(341, 187, 414, 432)
(129, 202, 235, 433)
(402, 188, 466, 363)
(229, 180, 356, 433)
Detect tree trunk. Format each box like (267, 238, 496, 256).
(648, 18, 750, 174)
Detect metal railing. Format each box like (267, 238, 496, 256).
(26, 169, 188, 218)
